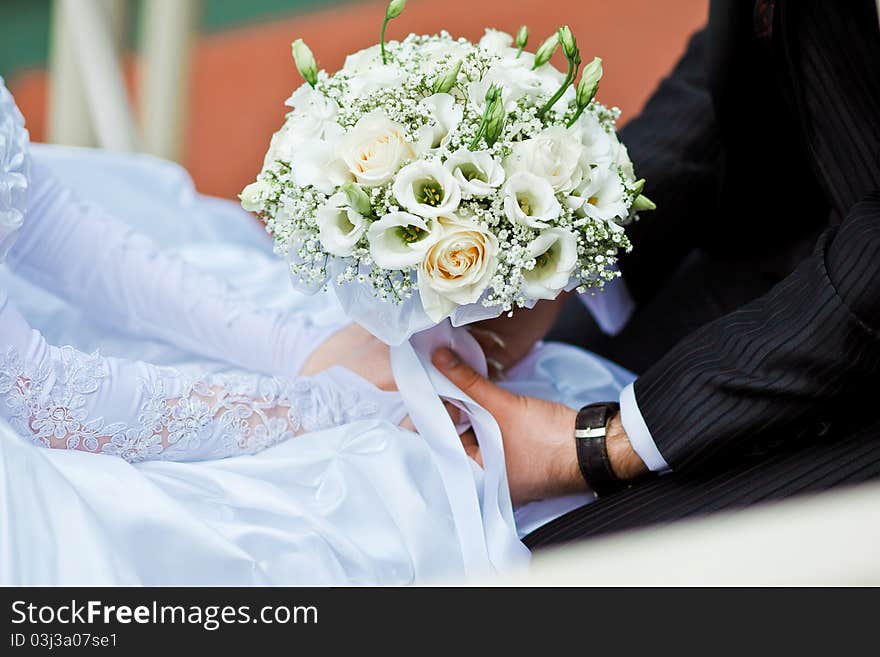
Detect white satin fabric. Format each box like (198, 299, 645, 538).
(0, 144, 635, 585)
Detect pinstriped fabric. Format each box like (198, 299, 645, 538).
(785, 0, 880, 215)
(525, 1, 880, 546)
(636, 0, 880, 472)
(637, 211, 880, 471)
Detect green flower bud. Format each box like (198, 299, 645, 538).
(341, 182, 373, 216)
(558, 25, 578, 60)
(515, 25, 529, 50)
(485, 83, 502, 105)
(485, 99, 506, 147)
(432, 59, 462, 94)
(291, 38, 318, 87)
(632, 194, 657, 213)
(630, 178, 646, 196)
(532, 33, 559, 69)
(386, 0, 407, 19)
(576, 56, 603, 107)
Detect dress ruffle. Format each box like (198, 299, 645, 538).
(0, 77, 30, 264)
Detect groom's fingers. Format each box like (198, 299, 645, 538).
(459, 429, 483, 467)
(432, 347, 514, 409)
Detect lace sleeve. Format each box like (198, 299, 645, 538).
(6, 161, 338, 378)
(0, 290, 400, 463)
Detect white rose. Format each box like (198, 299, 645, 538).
(502, 171, 561, 229)
(392, 160, 462, 218)
(368, 211, 440, 269)
(478, 28, 514, 56)
(239, 179, 270, 212)
(416, 93, 464, 153)
(445, 150, 505, 198)
(569, 165, 628, 226)
(521, 228, 578, 300)
(505, 126, 584, 193)
(315, 191, 367, 257)
(292, 138, 353, 194)
(283, 85, 344, 144)
(339, 112, 414, 187)
(418, 217, 499, 322)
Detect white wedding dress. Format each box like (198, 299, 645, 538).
(0, 78, 635, 585)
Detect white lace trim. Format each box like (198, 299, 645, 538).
(0, 76, 30, 264)
(0, 346, 380, 463)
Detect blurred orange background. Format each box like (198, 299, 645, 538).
(9, 0, 708, 199)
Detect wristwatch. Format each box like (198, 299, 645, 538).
(575, 401, 627, 497)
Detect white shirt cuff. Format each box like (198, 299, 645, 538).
(578, 274, 635, 336)
(619, 382, 671, 473)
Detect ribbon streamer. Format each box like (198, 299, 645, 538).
(390, 321, 530, 578)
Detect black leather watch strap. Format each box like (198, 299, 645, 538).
(575, 402, 625, 497)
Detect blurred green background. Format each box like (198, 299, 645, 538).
(0, 0, 348, 78)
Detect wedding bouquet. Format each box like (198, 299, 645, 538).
(242, 0, 653, 343)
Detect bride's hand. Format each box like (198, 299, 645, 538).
(467, 295, 569, 380)
(300, 324, 395, 391)
(300, 326, 467, 435)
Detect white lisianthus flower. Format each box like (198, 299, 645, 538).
(505, 126, 584, 193)
(478, 28, 514, 56)
(292, 138, 353, 194)
(445, 150, 505, 198)
(475, 52, 571, 108)
(342, 41, 405, 94)
(339, 112, 414, 187)
(392, 160, 462, 218)
(284, 85, 344, 143)
(368, 211, 440, 269)
(262, 121, 296, 168)
(416, 93, 463, 152)
(315, 192, 367, 257)
(420, 38, 469, 65)
(418, 217, 499, 322)
(611, 137, 636, 184)
(521, 228, 578, 300)
(347, 63, 407, 98)
(239, 180, 270, 212)
(571, 112, 615, 166)
(569, 165, 628, 227)
(341, 44, 383, 75)
(502, 171, 561, 229)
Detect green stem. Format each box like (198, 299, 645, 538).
(469, 118, 487, 150)
(515, 45, 524, 59)
(538, 56, 579, 120)
(380, 16, 390, 64)
(566, 103, 587, 128)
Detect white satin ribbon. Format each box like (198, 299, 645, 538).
(390, 321, 530, 578)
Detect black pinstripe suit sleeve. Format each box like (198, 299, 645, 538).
(634, 192, 880, 471)
(616, 29, 722, 305)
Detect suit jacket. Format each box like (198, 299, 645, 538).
(618, 0, 880, 471)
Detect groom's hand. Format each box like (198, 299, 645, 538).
(433, 347, 648, 505)
(467, 295, 568, 380)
